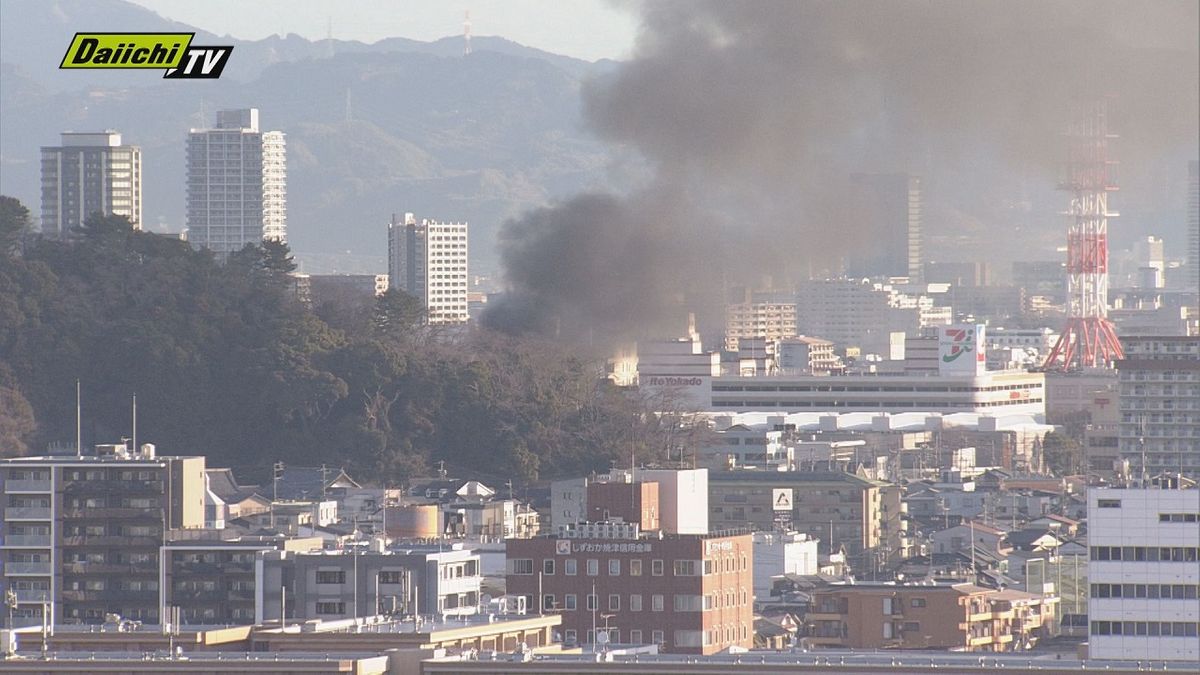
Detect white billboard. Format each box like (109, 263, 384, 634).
(938, 324, 986, 376)
(772, 488, 794, 511)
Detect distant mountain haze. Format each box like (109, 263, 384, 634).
(0, 0, 620, 273)
(1, 0, 1195, 287)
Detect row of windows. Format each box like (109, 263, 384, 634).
(1090, 621, 1199, 637)
(541, 591, 748, 613)
(563, 628, 663, 646)
(1090, 546, 1200, 562)
(1090, 583, 1199, 599)
(1158, 513, 1200, 523)
(531, 556, 747, 578)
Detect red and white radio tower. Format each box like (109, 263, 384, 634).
(1043, 102, 1124, 370)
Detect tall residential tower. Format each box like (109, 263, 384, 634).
(387, 213, 469, 324)
(845, 173, 922, 281)
(40, 131, 142, 235)
(186, 109, 286, 255)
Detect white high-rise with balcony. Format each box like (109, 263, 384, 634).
(387, 213, 469, 324)
(186, 109, 286, 255)
(1087, 483, 1200, 661)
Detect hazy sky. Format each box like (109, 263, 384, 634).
(127, 0, 638, 61)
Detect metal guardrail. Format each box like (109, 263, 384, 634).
(4, 507, 51, 520)
(2, 535, 52, 547)
(3, 480, 52, 493)
(4, 562, 52, 575)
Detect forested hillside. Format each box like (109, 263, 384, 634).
(0, 196, 684, 484)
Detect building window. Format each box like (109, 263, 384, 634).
(543, 594, 555, 611)
(587, 559, 599, 576)
(565, 559, 577, 576)
(378, 571, 404, 584)
(652, 594, 664, 612)
(652, 559, 664, 576)
(630, 559, 642, 576)
(586, 594, 597, 611)
(510, 559, 534, 575)
(315, 571, 345, 584)
(315, 601, 345, 614)
(911, 598, 926, 608)
(1097, 499, 1122, 508)
(652, 630, 664, 645)
(608, 559, 620, 576)
(543, 559, 555, 575)
(609, 594, 620, 611)
(673, 560, 698, 576)
(630, 594, 642, 612)
(565, 594, 577, 610)
(564, 629, 577, 644)
(630, 629, 643, 644)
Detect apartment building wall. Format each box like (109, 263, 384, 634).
(258, 547, 481, 623)
(1116, 336, 1200, 478)
(807, 584, 1052, 652)
(708, 471, 903, 571)
(505, 532, 753, 655)
(186, 109, 287, 254)
(1087, 486, 1200, 662)
(1, 452, 206, 626)
(587, 481, 659, 531)
(40, 131, 142, 235)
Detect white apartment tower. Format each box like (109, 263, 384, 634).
(387, 213, 469, 324)
(186, 109, 286, 255)
(40, 131, 142, 235)
(1087, 483, 1199, 661)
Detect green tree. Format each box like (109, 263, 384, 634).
(0, 195, 31, 257)
(1042, 431, 1083, 476)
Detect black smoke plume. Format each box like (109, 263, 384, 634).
(488, 0, 1199, 342)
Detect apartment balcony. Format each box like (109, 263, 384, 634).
(63, 480, 162, 495)
(171, 588, 225, 602)
(62, 507, 159, 520)
(63, 589, 157, 603)
(62, 561, 158, 575)
(61, 535, 161, 547)
(5, 507, 51, 520)
(11, 589, 51, 603)
(5, 562, 52, 575)
(2, 535, 52, 547)
(3, 479, 52, 493)
(968, 634, 996, 647)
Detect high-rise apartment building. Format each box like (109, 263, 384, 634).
(186, 108, 286, 255)
(1087, 483, 1200, 661)
(0, 445, 207, 627)
(845, 173, 922, 280)
(387, 213, 469, 324)
(1116, 336, 1200, 478)
(40, 131, 142, 235)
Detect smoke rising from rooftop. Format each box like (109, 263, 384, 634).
(488, 0, 1199, 341)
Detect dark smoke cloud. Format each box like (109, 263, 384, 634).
(489, 0, 1199, 341)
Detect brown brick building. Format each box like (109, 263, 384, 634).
(586, 480, 658, 530)
(506, 528, 753, 655)
(806, 583, 1055, 651)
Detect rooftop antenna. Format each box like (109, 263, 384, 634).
(131, 393, 137, 453)
(326, 16, 334, 58)
(463, 10, 472, 56)
(75, 380, 82, 458)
